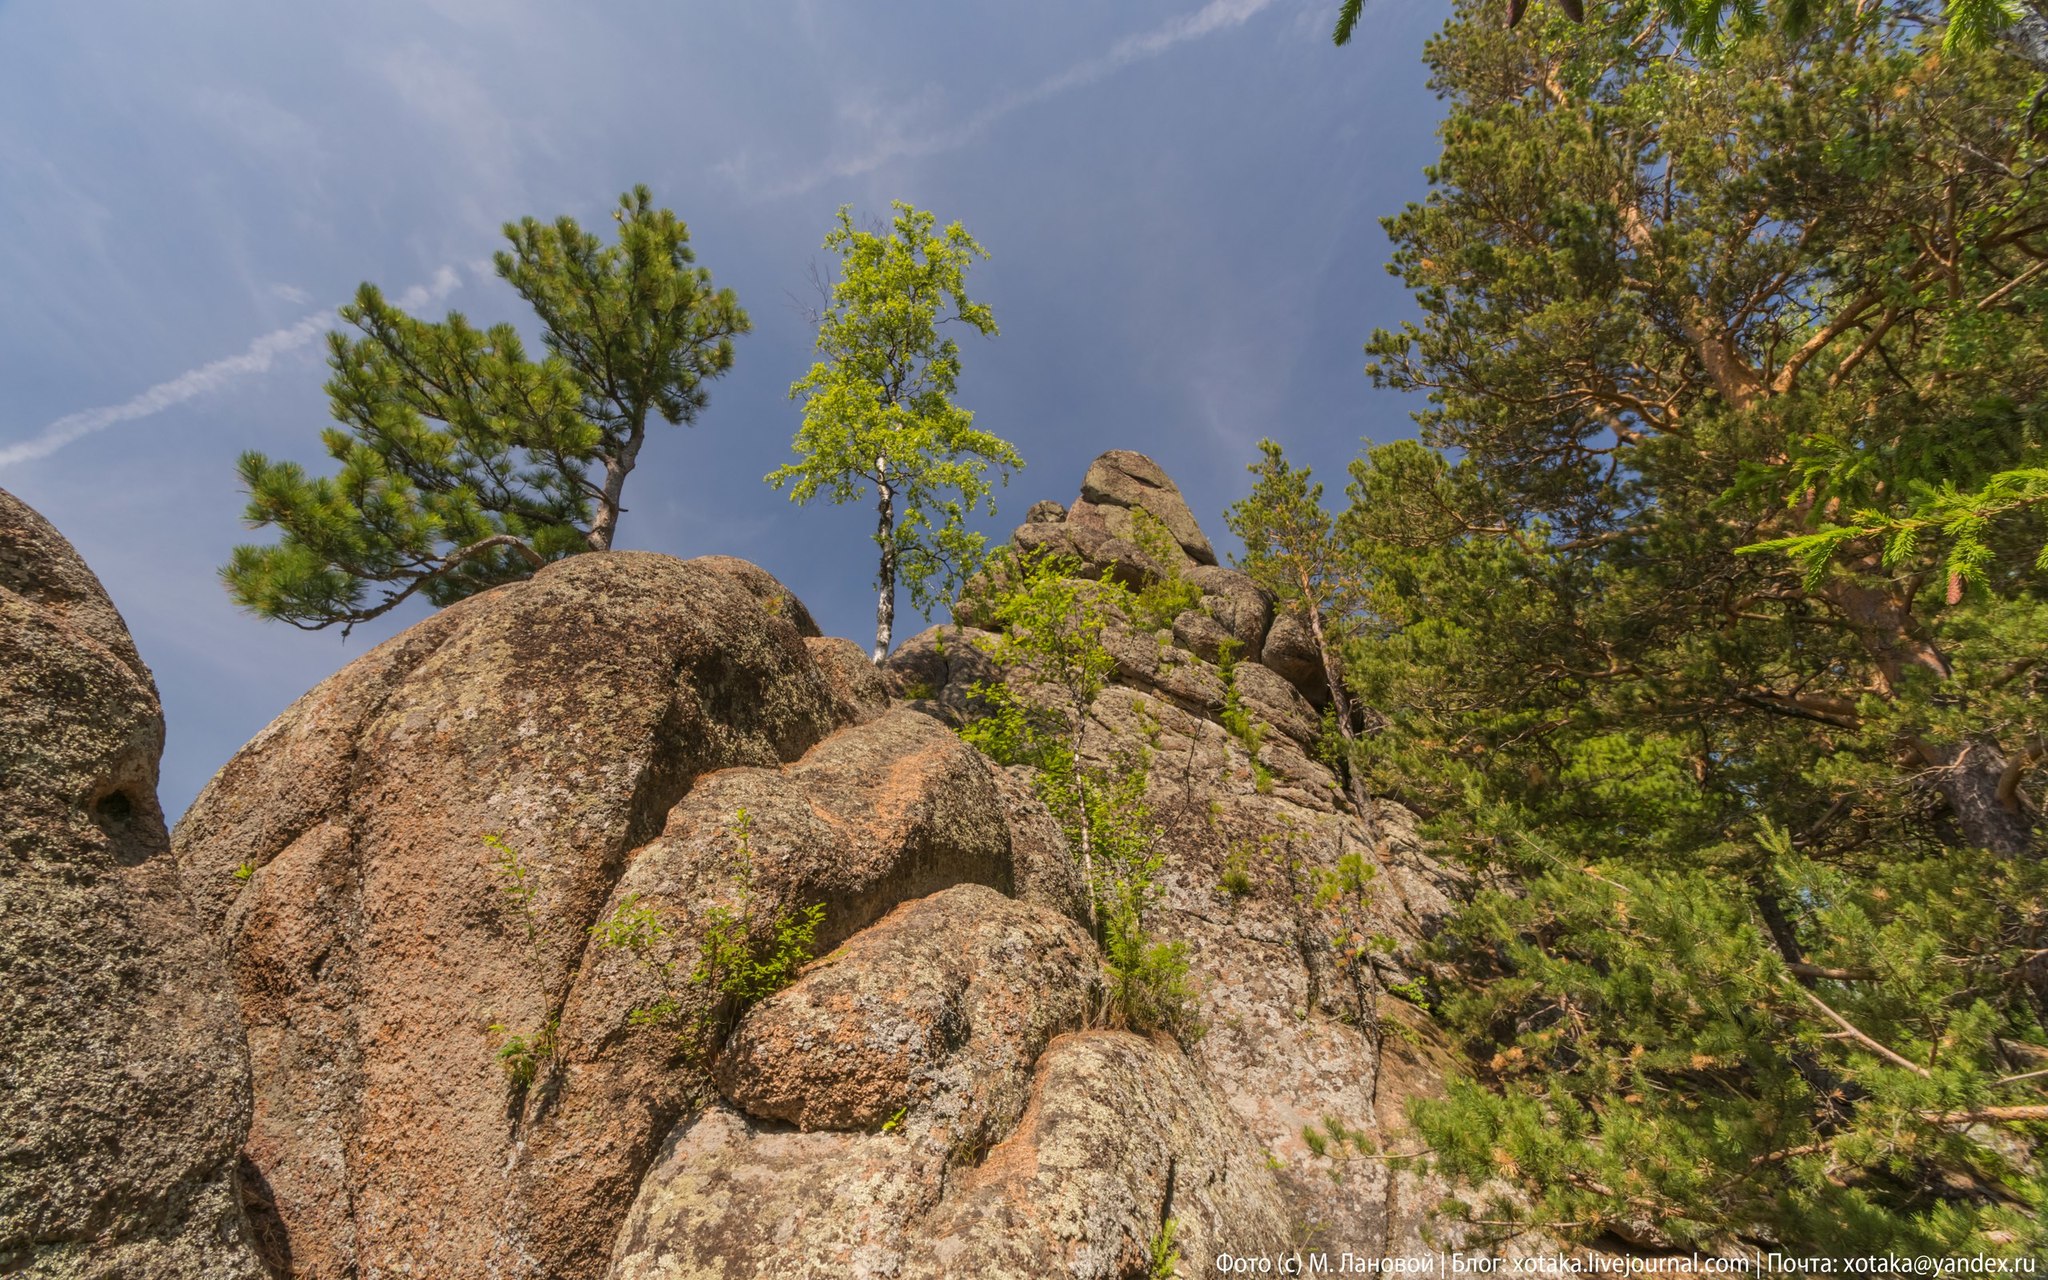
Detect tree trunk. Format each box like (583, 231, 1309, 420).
(1819, 573, 2038, 857)
(1302, 601, 1376, 837)
(1075, 768, 1099, 935)
(872, 462, 896, 665)
(1921, 737, 2036, 859)
(586, 422, 646, 553)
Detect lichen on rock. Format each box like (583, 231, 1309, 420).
(0, 487, 263, 1279)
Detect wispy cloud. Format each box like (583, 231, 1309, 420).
(0, 265, 468, 471)
(736, 0, 1277, 200)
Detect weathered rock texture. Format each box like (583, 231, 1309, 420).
(0, 488, 263, 1279)
(172, 552, 1044, 1278)
(142, 449, 1479, 1277)
(1006, 448, 1217, 590)
(610, 878, 1291, 1279)
(892, 452, 1472, 1257)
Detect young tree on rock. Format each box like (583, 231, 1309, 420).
(768, 203, 1022, 664)
(959, 548, 1202, 1043)
(224, 186, 750, 633)
(1224, 439, 1372, 820)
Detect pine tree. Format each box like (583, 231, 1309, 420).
(224, 186, 749, 633)
(767, 203, 1022, 663)
(1224, 439, 1373, 819)
(1308, 0, 2048, 1252)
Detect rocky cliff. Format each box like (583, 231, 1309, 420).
(0, 488, 262, 1279)
(4, 453, 1475, 1278)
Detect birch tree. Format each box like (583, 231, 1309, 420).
(768, 203, 1021, 662)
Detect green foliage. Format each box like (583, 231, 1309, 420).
(958, 548, 1126, 773)
(483, 831, 541, 945)
(1145, 1215, 1182, 1280)
(1216, 641, 1275, 795)
(767, 202, 1022, 658)
(1226, 440, 1362, 637)
(1216, 642, 1266, 757)
(1127, 508, 1203, 631)
(1226, 439, 1371, 812)
(232, 860, 255, 882)
(958, 549, 1202, 1045)
(588, 808, 822, 1047)
(1383, 978, 1431, 1012)
(487, 1018, 558, 1090)
(1741, 464, 2048, 595)
(1346, 0, 2048, 862)
(1333, 0, 2037, 58)
(482, 831, 558, 1093)
(226, 186, 748, 633)
(1410, 833, 2048, 1253)
(1218, 839, 1257, 898)
(1316, 0, 2048, 1252)
(1091, 756, 1205, 1045)
(1314, 851, 1392, 1016)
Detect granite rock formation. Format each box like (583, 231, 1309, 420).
(8, 450, 1490, 1278)
(0, 487, 263, 1279)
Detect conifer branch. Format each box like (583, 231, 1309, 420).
(325, 533, 546, 637)
(1792, 985, 1931, 1078)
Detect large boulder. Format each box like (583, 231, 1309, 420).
(498, 709, 1020, 1277)
(0, 488, 263, 1279)
(715, 884, 1097, 1138)
(999, 451, 1218, 591)
(615, 971, 1290, 1280)
(1187, 564, 1274, 660)
(1259, 610, 1330, 707)
(881, 624, 998, 724)
(1010, 518, 1155, 589)
(173, 552, 922, 1280)
(902, 1032, 1290, 1278)
(1070, 449, 1217, 567)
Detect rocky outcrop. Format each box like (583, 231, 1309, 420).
(1005, 449, 1217, 590)
(0, 445, 1490, 1277)
(901, 1032, 1291, 1278)
(1260, 611, 1331, 707)
(713, 885, 1097, 1136)
(611, 876, 1291, 1280)
(890, 452, 1469, 1257)
(1073, 448, 1217, 567)
(0, 488, 262, 1279)
(173, 552, 1048, 1279)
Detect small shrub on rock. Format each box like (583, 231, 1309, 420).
(589, 807, 824, 1050)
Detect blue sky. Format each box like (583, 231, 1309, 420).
(0, 0, 1450, 819)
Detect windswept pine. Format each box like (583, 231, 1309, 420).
(224, 186, 749, 633)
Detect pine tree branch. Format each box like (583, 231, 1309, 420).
(1919, 1105, 2048, 1125)
(332, 533, 546, 637)
(1975, 258, 2048, 312)
(1787, 963, 1879, 982)
(1774, 286, 1883, 394)
(1792, 985, 1931, 1078)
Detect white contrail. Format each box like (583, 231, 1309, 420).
(0, 264, 467, 471)
(750, 0, 1278, 200)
